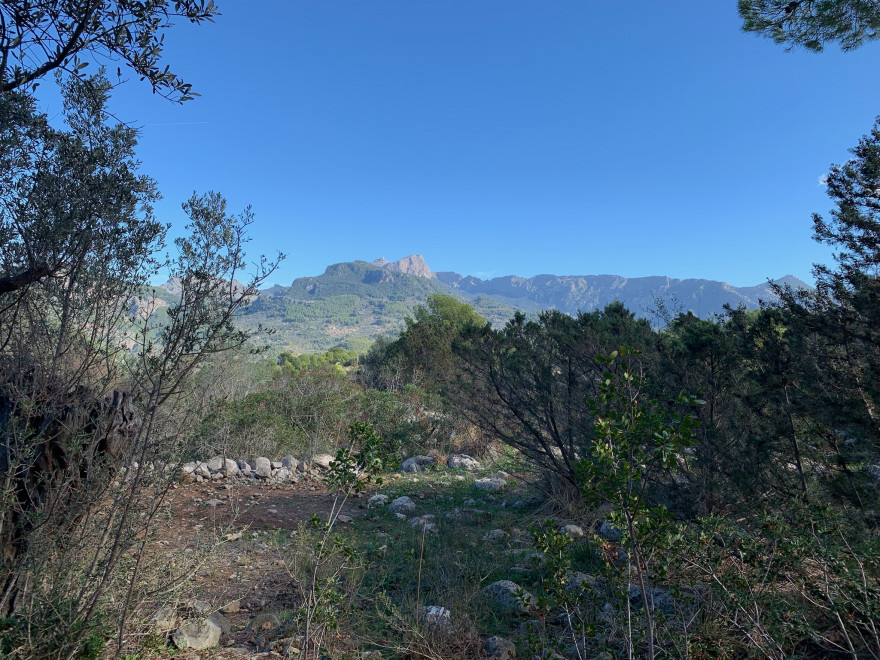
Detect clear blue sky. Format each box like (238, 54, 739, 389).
(43, 1, 880, 287)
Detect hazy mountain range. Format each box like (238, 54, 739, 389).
(149, 255, 809, 353)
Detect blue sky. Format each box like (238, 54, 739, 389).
(43, 1, 880, 287)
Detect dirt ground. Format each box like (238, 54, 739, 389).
(147, 477, 371, 659)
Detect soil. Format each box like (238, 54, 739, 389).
(146, 476, 370, 659)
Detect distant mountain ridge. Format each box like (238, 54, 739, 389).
(435, 269, 809, 320)
(145, 254, 810, 353)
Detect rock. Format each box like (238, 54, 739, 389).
(224, 458, 240, 477)
(151, 604, 179, 633)
(336, 514, 354, 524)
(447, 454, 480, 470)
(463, 498, 477, 506)
(485, 636, 517, 660)
(560, 524, 585, 538)
(368, 494, 389, 509)
(419, 605, 452, 629)
(389, 496, 417, 515)
(281, 455, 299, 470)
(253, 457, 272, 479)
(598, 521, 622, 542)
(408, 515, 437, 532)
(208, 611, 232, 634)
(628, 585, 674, 611)
(271, 460, 282, 469)
(401, 455, 435, 473)
(204, 499, 224, 507)
(484, 580, 537, 612)
(483, 529, 509, 542)
(474, 477, 507, 492)
(186, 599, 212, 615)
(248, 613, 280, 631)
(172, 618, 222, 650)
(565, 571, 599, 595)
(312, 453, 335, 470)
(194, 462, 211, 479)
(220, 600, 240, 614)
(180, 462, 198, 476)
(206, 456, 225, 472)
(273, 467, 291, 482)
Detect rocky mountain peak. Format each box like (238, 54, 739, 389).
(372, 254, 435, 279)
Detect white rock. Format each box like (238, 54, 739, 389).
(312, 453, 335, 470)
(389, 496, 417, 515)
(560, 523, 585, 538)
(474, 477, 507, 492)
(447, 453, 481, 470)
(224, 458, 240, 477)
(401, 455, 435, 473)
(206, 456, 225, 472)
(419, 605, 452, 629)
(253, 457, 272, 479)
(368, 494, 389, 509)
(172, 618, 221, 650)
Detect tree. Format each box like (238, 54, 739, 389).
(0, 74, 281, 657)
(0, 0, 219, 99)
(739, 0, 880, 51)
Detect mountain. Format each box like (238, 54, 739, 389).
(142, 255, 810, 354)
(435, 271, 809, 322)
(240, 260, 517, 353)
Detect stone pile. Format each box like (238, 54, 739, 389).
(178, 453, 337, 485)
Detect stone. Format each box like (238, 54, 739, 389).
(220, 600, 240, 614)
(172, 618, 222, 650)
(224, 458, 240, 477)
(208, 611, 232, 634)
(180, 462, 198, 476)
(271, 461, 283, 469)
(249, 613, 280, 631)
(408, 515, 437, 533)
(253, 457, 272, 479)
(598, 521, 622, 542)
(474, 477, 507, 492)
(367, 494, 389, 509)
(565, 571, 599, 595)
(447, 454, 480, 470)
(485, 636, 517, 660)
(389, 495, 417, 515)
(194, 462, 211, 479)
(273, 467, 292, 482)
(484, 580, 537, 612)
(186, 599, 212, 615)
(483, 528, 509, 542)
(281, 455, 299, 470)
(419, 605, 452, 630)
(151, 604, 179, 633)
(560, 523, 585, 538)
(401, 455, 435, 473)
(206, 456, 225, 472)
(336, 514, 354, 524)
(312, 453, 335, 470)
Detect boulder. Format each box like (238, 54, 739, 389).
(598, 521, 622, 542)
(485, 636, 517, 660)
(208, 611, 232, 634)
(224, 458, 240, 477)
(401, 455, 435, 473)
(484, 580, 537, 612)
(474, 477, 507, 492)
(151, 604, 179, 633)
(483, 529, 509, 542)
(389, 496, 417, 515)
(206, 456, 225, 472)
(281, 455, 299, 470)
(253, 457, 272, 479)
(368, 494, 389, 509)
(447, 454, 480, 471)
(312, 453, 335, 470)
(559, 523, 585, 538)
(419, 605, 452, 630)
(172, 618, 222, 650)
